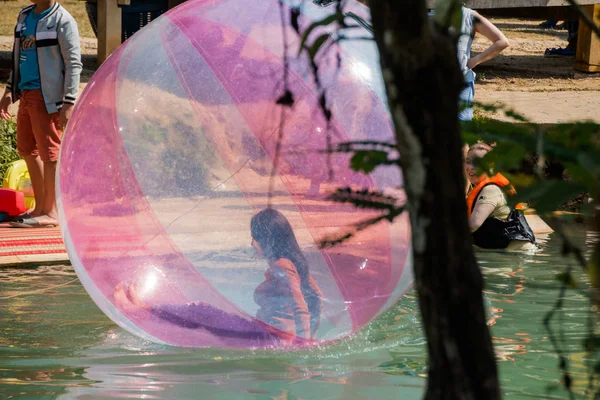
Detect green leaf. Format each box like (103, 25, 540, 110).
(319, 198, 405, 248)
(477, 142, 527, 173)
(562, 162, 600, 195)
(463, 118, 537, 155)
(583, 335, 600, 352)
(504, 109, 528, 123)
(546, 122, 600, 151)
(290, 7, 300, 33)
(345, 12, 374, 35)
(433, 0, 463, 32)
(577, 152, 600, 176)
(503, 173, 536, 189)
(275, 90, 295, 107)
(328, 187, 399, 209)
(542, 123, 600, 162)
(0, 118, 19, 178)
(350, 150, 390, 173)
(545, 383, 560, 394)
(328, 140, 397, 154)
(461, 130, 482, 145)
(509, 180, 587, 214)
(308, 33, 331, 59)
(555, 272, 577, 288)
(472, 101, 504, 113)
(297, 12, 343, 56)
(579, 201, 596, 218)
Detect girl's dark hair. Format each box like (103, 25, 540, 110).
(250, 208, 322, 338)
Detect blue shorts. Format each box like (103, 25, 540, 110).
(458, 81, 475, 122)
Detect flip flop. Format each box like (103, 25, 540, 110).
(13, 212, 34, 220)
(538, 21, 557, 29)
(8, 215, 56, 228)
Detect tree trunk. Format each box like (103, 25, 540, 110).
(369, 1, 501, 399)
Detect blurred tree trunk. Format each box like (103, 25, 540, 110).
(369, 1, 501, 398)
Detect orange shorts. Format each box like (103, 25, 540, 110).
(16, 89, 62, 162)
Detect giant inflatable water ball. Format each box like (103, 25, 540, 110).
(58, 0, 413, 348)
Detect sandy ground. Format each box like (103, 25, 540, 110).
(0, 17, 599, 122)
(469, 19, 600, 122)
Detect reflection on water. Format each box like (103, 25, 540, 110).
(1, 229, 597, 399)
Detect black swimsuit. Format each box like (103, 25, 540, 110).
(471, 184, 536, 249)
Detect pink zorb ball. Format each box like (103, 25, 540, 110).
(58, 0, 413, 348)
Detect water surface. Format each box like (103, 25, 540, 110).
(1, 229, 597, 399)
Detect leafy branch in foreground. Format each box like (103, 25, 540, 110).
(0, 118, 19, 178)
(323, 140, 400, 173)
(465, 104, 600, 396)
(463, 108, 600, 217)
(544, 262, 576, 400)
(320, 187, 405, 247)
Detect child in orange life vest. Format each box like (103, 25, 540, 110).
(465, 142, 536, 250)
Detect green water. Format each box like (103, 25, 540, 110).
(0, 229, 597, 399)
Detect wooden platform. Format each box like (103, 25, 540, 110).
(0, 224, 70, 267)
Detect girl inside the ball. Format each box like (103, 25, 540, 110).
(113, 208, 323, 341)
(250, 208, 323, 339)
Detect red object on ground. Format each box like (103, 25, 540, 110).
(0, 189, 27, 216)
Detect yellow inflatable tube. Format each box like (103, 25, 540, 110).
(2, 159, 35, 210)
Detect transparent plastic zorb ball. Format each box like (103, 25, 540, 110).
(58, 0, 413, 348)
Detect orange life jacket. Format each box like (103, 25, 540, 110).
(466, 173, 516, 217)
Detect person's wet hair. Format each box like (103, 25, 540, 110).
(251, 208, 322, 337)
(467, 141, 495, 160)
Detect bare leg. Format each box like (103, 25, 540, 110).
(35, 161, 59, 225)
(23, 155, 44, 216)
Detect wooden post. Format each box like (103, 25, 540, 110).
(97, 0, 122, 66)
(575, 4, 600, 72)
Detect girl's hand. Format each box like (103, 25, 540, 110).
(0, 93, 12, 120)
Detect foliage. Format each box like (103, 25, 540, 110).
(289, 0, 600, 397)
(121, 120, 217, 198)
(320, 187, 405, 247)
(0, 118, 19, 179)
(432, 0, 463, 32)
(462, 106, 600, 216)
(466, 107, 600, 397)
(330, 106, 600, 397)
